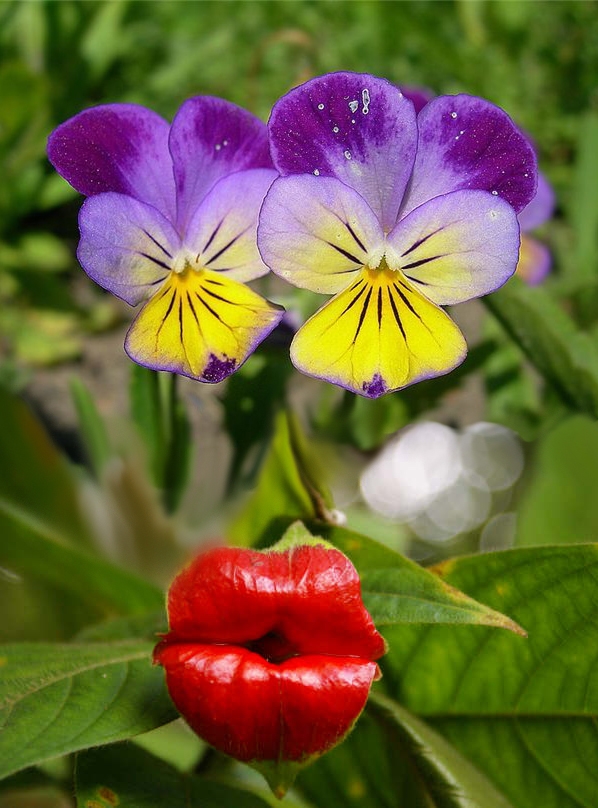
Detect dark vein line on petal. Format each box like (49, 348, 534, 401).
(377, 287, 383, 326)
(394, 283, 423, 322)
(156, 289, 177, 342)
(198, 218, 225, 261)
(141, 229, 173, 259)
(387, 287, 406, 340)
(203, 277, 226, 287)
(203, 287, 238, 306)
(400, 225, 449, 257)
(205, 227, 250, 266)
(178, 296, 184, 344)
(138, 252, 171, 271)
(344, 221, 366, 253)
(186, 292, 201, 329)
(327, 242, 362, 265)
(354, 289, 373, 340)
(402, 255, 445, 271)
(197, 293, 223, 322)
(339, 281, 367, 317)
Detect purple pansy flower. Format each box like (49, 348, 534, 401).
(257, 72, 537, 399)
(402, 85, 555, 286)
(47, 99, 284, 383)
(516, 173, 555, 285)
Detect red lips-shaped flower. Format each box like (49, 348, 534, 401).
(154, 538, 386, 793)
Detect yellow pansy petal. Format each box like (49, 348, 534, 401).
(290, 268, 467, 397)
(125, 269, 284, 382)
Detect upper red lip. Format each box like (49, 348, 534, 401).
(154, 544, 386, 763)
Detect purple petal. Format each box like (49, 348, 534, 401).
(401, 94, 537, 216)
(386, 190, 520, 305)
(47, 104, 176, 221)
(183, 168, 277, 282)
(258, 174, 385, 294)
(169, 97, 273, 235)
(77, 193, 181, 305)
(518, 172, 555, 232)
(400, 85, 434, 114)
(517, 235, 551, 285)
(268, 72, 417, 232)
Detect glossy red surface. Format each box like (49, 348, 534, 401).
(154, 544, 385, 764)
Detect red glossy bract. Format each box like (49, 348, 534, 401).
(154, 542, 386, 780)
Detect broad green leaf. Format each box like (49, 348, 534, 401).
(485, 278, 598, 419)
(0, 388, 162, 617)
(0, 640, 176, 779)
(296, 700, 513, 808)
(310, 523, 523, 633)
(367, 692, 514, 808)
(229, 412, 332, 546)
(75, 742, 272, 808)
(381, 545, 598, 808)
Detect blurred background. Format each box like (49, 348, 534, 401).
(1, 0, 598, 640)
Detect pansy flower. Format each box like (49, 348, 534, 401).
(47, 99, 284, 383)
(516, 173, 555, 285)
(402, 85, 555, 286)
(258, 72, 537, 398)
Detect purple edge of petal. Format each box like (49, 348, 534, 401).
(123, 303, 285, 384)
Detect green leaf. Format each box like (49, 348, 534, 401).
(129, 367, 192, 513)
(0, 640, 176, 779)
(381, 545, 598, 808)
(70, 377, 113, 477)
(221, 352, 292, 491)
(297, 700, 512, 808)
(571, 112, 598, 283)
(367, 692, 514, 808)
(516, 415, 598, 546)
(311, 523, 524, 633)
(485, 278, 598, 419)
(75, 742, 272, 808)
(0, 388, 162, 617)
(229, 412, 333, 546)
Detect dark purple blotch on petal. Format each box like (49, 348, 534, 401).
(405, 95, 537, 215)
(268, 72, 417, 230)
(47, 104, 176, 219)
(202, 354, 237, 383)
(362, 374, 387, 398)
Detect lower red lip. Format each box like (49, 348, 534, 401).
(154, 642, 379, 762)
(154, 543, 386, 767)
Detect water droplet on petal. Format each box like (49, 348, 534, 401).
(318, 103, 325, 110)
(351, 119, 356, 124)
(223, 140, 229, 146)
(361, 88, 370, 114)
(349, 100, 359, 113)
(491, 190, 498, 195)
(333, 126, 339, 133)
(215, 143, 221, 151)
(451, 111, 458, 119)
(344, 150, 352, 160)
(313, 169, 320, 175)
